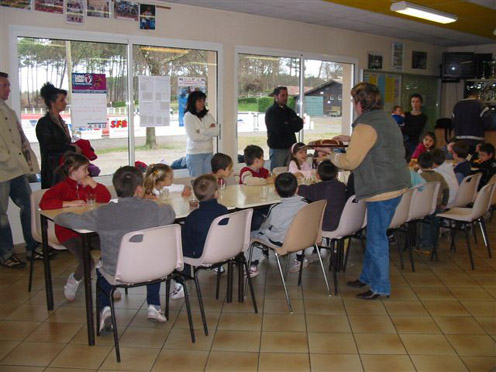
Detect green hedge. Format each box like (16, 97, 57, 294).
(238, 97, 257, 104)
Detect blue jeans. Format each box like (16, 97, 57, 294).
(0, 175, 37, 260)
(96, 269, 160, 310)
(186, 153, 213, 177)
(360, 196, 401, 295)
(269, 148, 290, 171)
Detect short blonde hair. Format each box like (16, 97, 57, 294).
(193, 174, 217, 201)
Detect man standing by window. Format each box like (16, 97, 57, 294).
(265, 86, 304, 171)
(0, 72, 40, 268)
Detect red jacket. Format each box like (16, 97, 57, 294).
(239, 167, 270, 184)
(39, 177, 111, 243)
(411, 143, 429, 160)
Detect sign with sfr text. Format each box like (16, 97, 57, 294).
(108, 117, 128, 138)
(71, 73, 107, 129)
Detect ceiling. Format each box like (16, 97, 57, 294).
(164, 0, 496, 47)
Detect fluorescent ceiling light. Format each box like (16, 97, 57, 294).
(390, 1, 457, 24)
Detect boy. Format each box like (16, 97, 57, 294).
(416, 152, 449, 255)
(473, 143, 496, 190)
(239, 145, 274, 185)
(211, 152, 234, 186)
(250, 173, 307, 276)
(432, 149, 458, 208)
(54, 166, 176, 333)
(182, 174, 229, 259)
(452, 141, 471, 184)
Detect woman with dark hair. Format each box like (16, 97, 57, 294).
(36, 82, 80, 188)
(403, 93, 428, 160)
(184, 90, 219, 176)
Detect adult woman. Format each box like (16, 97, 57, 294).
(403, 93, 428, 160)
(184, 91, 219, 177)
(330, 82, 410, 299)
(36, 82, 79, 189)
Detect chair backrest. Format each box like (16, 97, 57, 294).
(280, 200, 327, 255)
(173, 177, 195, 187)
(407, 181, 440, 222)
(453, 173, 482, 208)
(197, 209, 254, 265)
(115, 224, 183, 284)
(324, 195, 366, 239)
(30, 189, 65, 249)
(389, 189, 414, 229)
(272, 166, 289, 177)
(467, 182, 496, 221)
(488, 174, 496, 207)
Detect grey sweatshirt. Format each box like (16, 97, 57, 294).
(55, 197, 176, 276)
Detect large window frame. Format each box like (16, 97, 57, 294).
(9, 25, 223, 170)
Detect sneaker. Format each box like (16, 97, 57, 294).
(0, 254, 26, 269)
(170, 283, 184, 300)
(112, 289, 122, 301)
(99, 306, 113, 334)
(247, 264, 259, 278)
(64, 273, 81, 301)
(289, 259, 309, 273)
(147, 305, 167, 322)
(213, 266, 225, 274)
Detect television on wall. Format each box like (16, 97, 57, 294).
(441, 52, 475, 79)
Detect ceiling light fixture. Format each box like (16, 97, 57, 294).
(390, 1, 457, 24)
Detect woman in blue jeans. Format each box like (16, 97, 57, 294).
(329, 82, 410, 299)
(184, 91, 219, 177)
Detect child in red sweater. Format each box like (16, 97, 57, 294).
(39, 152, 111, 301)
(411, 131, 436, 160)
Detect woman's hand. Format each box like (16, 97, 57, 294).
(332, 135, 351, 143)
(182, 186, 192, 197)
(80, 176, 97, 189)
(63, 200, 86, 208)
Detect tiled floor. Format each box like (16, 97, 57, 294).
(1, 220, 495, 371)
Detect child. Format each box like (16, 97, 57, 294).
(472, 143, 496, 190)
(288, 142, 313, 179)
(211, 152, 234, 188)
(250, 173, 307, 276)
(392, 105, 405, 127)
(54, 166, 176, 332)
(416, 152, 449, 255)
(311, 148, 330, 169)
(239, 145, 274, 185)
(182, 174, 229, 259)
(452, 141, 471, 184)
(144, 163, 192, 198)
(411, 131, 436, 160)
(432, 149, 458, 207)
(39, 153, 111, 302)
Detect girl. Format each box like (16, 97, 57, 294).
(39, 152, 111, 302)
(411, 131, 436, 160)
(144, 163, 192, 199)
(288, 142, 313, 179)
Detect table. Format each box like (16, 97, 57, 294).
(40, 184, 280, 346)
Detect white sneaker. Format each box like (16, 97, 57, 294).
(170, 283, 184, 300)
(147, 305, 167, 322)
(289, 259, 309, 273)
(99, 306, 112, 334)
(248, 264, 259, 278)
(64, 273, 81, 301)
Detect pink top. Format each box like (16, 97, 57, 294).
(411, 143, 429, 160)
(288, 160, 313, 178)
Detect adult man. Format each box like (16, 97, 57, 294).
(452, 89, 493, 153)
(0, 72, 40, 268)
(330, 82, 410, 299)
(265, 86, 303, 171)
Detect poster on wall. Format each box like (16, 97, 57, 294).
(412, 51, 427, 69)
(0, 0, 31, 10)
(71, 73, 107, 136)
(87, 0, 109, 18)
(363, 71, 401, 113)
(138, 75, 171, 127)
(177, 77, 206, 127)
(114, 0, 138, 21)
(35, 0, 63, 13)
(139, 4, 155, 30)
(367, 52, 383, 70)
(66, 0, 85, 24)
(392, 42, 404, 71)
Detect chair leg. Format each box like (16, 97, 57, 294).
(344, 238, 352, 271)
(28, 249, 35, 292)
(331, 240, 339, 295)
(179, 275, 196, 343)
(450, 223, 457, 252)
(479, 218, 492, 258)
(95, 282, 101, 337)
(471, 222, 478, 245)
(193, 271, 208, 336)
(165, 279, 171, 319)
(215, 266, 222, 300)
(275, 253, 292, 313)
(297, 251, 304, 287)
(125, 288, 128, 295)
(241, 255, 258, 313)
(226, 262, 234, 303)
(237, 258, 244, 303)
(109, 289, 120, 362)
(463, 224, 475, 270)
(315, 244, 331, 297)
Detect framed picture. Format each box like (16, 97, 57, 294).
(0, 0, 31, 10)
(139, 4, 155, 30)
(114, 0, 138, 21)
(66, 0, 85, 24)
(412, 51, 427, 69)
(368, 52, 383, 70)
(87, 0, 109, 18)
(392, 42, 404, 71)
(35, 0, 63, 13)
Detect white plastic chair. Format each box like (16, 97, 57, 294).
(272, 166, 289, 177)
(321, 195, 366, 294)
(388, 189, 415, 271)
(183, 209, 256, 335)
(436, 182, 496, 270)
(251, 200, 327, 312)
(28, 189, 67, 292)
(96, 224, 188, 362)
(487, 174, 496, 222)
(451, 173, 482, 208)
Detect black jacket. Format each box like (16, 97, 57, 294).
(265, 103, 303, 149)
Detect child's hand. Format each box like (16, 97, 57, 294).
(294, 172, 305, 180)
(63, 200, 86, 208)
(266, 176, 275, 184)
(332, 134, 351, 143)
(182, 186, 192, 197)
(80, 176, 97, 188)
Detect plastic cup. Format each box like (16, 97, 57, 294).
(86, 192, 96, 208)
(189, 196, 199, 210)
